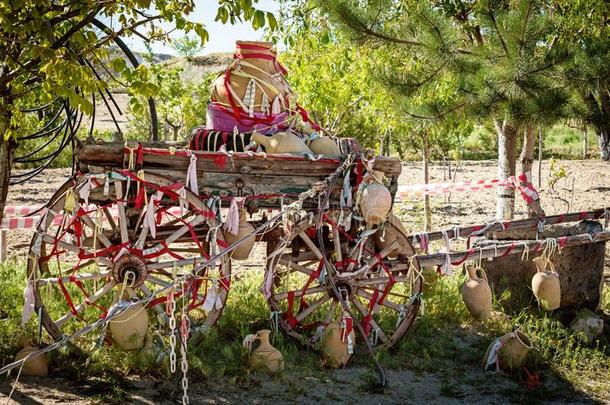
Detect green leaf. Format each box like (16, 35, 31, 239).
(266, 12, 277, 31)
(110, 57, 127, 73)
(252, 10, 265, 30)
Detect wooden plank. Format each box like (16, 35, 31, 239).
(409, 230, 610, 267)
(77, 142, 402, 179)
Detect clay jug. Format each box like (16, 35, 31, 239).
(211, 41, 290, 114)
(321, 320, 355, 368)
(15, 345, 48, 377)
(460, 265, 492, 320)
(358, 171, 392, 226)
(109, 288, 149, 351)
(309, 136, 342, 157)
(252, 131, 312, 155)
(498, 330, 533, 369)
(374, 213, 409, 258)
(531, 257, 561, 311)
(223, 209, 256, 260)
(243, 329, 284, 373)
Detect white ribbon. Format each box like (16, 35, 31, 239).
(483, 337, 503, 372)
(186, 153, 199, 195)
(224, 197, 242, 236)
(145, 191, 163, 239)
(80, 178, 93, 206)
(262, 267, 274, 300)
(178, 187, 188, 216)
(440, 230, 453, 275)
(21, 279, 36, 327)
(202, 284, 223, 313)
(340, 170, 353, 208)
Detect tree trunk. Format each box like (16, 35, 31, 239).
(422, 131, 432, 230)
(583, 90, 610, 161)
(495, 120, 517, 220)
(0, 133, 15, 226)
(519, 126, 545, 218)
(582, 126, 589, 159)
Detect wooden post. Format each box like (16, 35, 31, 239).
(0, 230, 6, 263)
(537, 128, 543, 189)
(422, 131, 432, 231)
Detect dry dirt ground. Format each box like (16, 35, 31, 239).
(1, 159, 609, 404)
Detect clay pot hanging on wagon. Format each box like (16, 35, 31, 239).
(209, 41, 292, 134)
(358, 170, 392, 226)
(14, 339, 48, 377)
(243, 329, 284, 373)
(460, 265, 492, 321)
(531, 257, 561, 311)
(321, 315, 355, 368)
(223, 208, 256, 260)
(374, 213, 409, 258)
(108, 288, 149, 351)
(251, 131, 312, 155)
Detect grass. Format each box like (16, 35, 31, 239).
(0, 258, 608, 401)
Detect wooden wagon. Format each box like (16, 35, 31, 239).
(27, 139, 422, 352)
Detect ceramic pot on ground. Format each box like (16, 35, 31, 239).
(531, 257, 561, 311)
(223, 208, 256, 260)
(252, 131, 312, 155)
(497, 329, 533, 369)
(321, 321, 355, 368)
(243, 329, 284, 373)
(14, 345, 48, 377)
(109, 288, 149, 351)
(460, 265, 492, 320)
(358, 171, 392, 226)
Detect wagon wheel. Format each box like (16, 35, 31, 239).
(27, 170, 230, 345)
(266, 213, 422, 351)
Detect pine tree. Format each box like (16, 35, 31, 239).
(318, 0, 570, 219)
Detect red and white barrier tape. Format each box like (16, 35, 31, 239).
(1, 206, 188, 230)
(396, 173, 540, 204)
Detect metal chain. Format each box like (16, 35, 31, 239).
(167, 289, 177, 373)
(180, 311, 190, 405)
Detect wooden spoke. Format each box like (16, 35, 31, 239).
(41, 234, 111, 265)
(55, 281, 117, 327)
(162, 216, 205, 245)
(102, 207, 117, 231)
(37, 270, 111, 286)
(361, 285, 410, 300)
(350, 297, 388, 343)
(278, 257, 315, 276)
(113, 180, 129, 244)
(296, 295, 331, 322)
(323, 300, 339, 325)
(273, 285, 327, 301)
(78, 212, 112, 247)
(353, 276, 410, 287)
(298, 232, 324, 260)
(356, 289, 402, 312)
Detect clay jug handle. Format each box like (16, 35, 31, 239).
(476, 267, 489, 283)
(242, 334, 257, 352)
(532, 256, 546, 273)
(545, 259, 558, 275)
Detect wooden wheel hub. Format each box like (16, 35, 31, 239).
(330, 280, 353, 301)
(113, 254, 147, 287)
